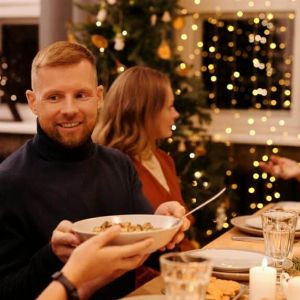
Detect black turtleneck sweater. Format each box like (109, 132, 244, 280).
(0, 124, 153, 300)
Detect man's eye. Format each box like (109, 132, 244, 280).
(76, 93, 89, 100)
(48, 95, 59, 101)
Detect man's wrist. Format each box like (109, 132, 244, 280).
(51, 271, 80, 300)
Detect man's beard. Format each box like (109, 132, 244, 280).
(50, 127, 93, 148)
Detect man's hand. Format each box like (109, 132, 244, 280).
(155, 201, 190, 250)
(51, 220, 80, 263)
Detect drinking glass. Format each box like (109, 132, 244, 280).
(160, 252, 212, 300)
(261, 209, 298, 274)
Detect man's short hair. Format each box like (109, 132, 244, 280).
(31, 41, 97, 89)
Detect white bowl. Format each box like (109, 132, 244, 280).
(72, 214, 182, 253)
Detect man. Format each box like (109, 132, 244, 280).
(0, 41, 189, 300)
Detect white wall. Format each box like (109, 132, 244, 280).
(0, 0, 39, 18)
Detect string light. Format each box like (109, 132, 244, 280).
(172, 0, 297, 236)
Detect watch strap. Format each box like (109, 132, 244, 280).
(51, 271, 79, 300)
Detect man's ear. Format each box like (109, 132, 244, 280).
(96, 85, 104, 110)
(26, 90, 38, 115)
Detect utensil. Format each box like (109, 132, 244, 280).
(231, 236, 264, 242)
(172, 187, 226, 226)
(184, 187, 226, 218)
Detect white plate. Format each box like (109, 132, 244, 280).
(231, 215, 300, 238)
(274, 201, 300, 213)
(187, 248, 266, 273)
(121, 286, 246, 299)
(121, 295, 165, 300)
(245, 216, 300, 230)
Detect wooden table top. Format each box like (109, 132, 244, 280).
(126, 204, 300, 299)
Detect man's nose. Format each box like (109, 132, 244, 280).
(60, 97, 79, 115)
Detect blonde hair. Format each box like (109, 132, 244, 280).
(93, 66, 171, 159)
(31, 41, 97, 90)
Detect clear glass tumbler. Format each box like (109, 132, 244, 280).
(261, 209, 298, 274)
(160, 252, 212, 300)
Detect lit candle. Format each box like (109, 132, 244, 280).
(283, 276, 300, 300)
(249, 258, 277, 300)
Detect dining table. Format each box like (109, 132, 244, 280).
(125, 203, 300, 299)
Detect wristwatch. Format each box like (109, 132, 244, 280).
(51, 271, 80, 300)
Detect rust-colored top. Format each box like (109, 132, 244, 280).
(133, 149, 195, 251)
(133, 149, 185, 210)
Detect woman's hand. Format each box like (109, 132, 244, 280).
(155, 201, 190, 250)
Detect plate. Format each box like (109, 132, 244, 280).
(231, 215, 262, 236)
(231, 215, 300, 237)
(121, 295, 165, 300)
(186, 248, 266, 272)
(212, 270, 249, 281)
(245, 216, 300, 230)
(127, 285, 247, 300)
(274, 201, 300, 213)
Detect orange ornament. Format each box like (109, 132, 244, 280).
(176, 65, 190, 77)
(173, 17, 185, 30)
(157, 40, 171, 60)
(91, 34, 108, 49)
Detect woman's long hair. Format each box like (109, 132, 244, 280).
(93, 66, 171, 160)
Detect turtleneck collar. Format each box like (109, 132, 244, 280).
(32, 121, 95, 162)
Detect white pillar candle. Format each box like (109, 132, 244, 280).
(249, 259, 277, 300)
(286, 276, 300, 300)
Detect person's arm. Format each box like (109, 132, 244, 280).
(260, 155, 300, 181)
(37, 226, 154, 300)
(37, 280, 68, 300)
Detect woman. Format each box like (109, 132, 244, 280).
(93, 66, 195, 251)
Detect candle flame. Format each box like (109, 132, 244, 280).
(261, 257, 268, 268)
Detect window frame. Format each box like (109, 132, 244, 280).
(181, 0, 300, 146)
(0, 0, 39, 133)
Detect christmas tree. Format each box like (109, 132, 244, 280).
(72, 0, 232, 245)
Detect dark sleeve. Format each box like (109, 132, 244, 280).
(0, 182, 63, 299)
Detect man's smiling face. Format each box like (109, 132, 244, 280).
(27, 60, 102, 148)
